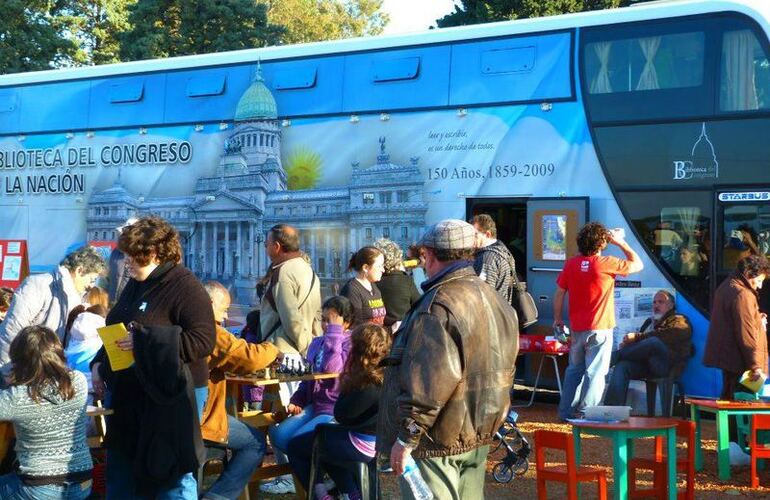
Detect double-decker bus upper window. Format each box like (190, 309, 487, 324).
(720, 29, 770, 111)
(585, 32, 704, 94)
(621, 191, 712, 311)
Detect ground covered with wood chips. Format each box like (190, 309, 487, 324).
(258, 402, 770, 499)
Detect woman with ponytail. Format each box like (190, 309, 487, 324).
(339, 246, 387, 328)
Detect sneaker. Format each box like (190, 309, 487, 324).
(260, 477, 296, 494)
(729, 442, 751, 466)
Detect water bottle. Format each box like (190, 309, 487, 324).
(402, 456, 434, 500)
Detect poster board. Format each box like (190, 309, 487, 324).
(0, 240, 30, 289)
(532, 209, 579, 261)
(612, 287, 676, 350)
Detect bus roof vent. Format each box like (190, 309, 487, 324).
(109, 82, 144, 103)
(371, 57, 420, 83)
(481, 47, 536, 74)
(186, 74, 226, 97)
(274, 67, 317, 90)
(0, 90, 17, 113)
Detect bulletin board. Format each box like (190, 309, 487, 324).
(532, 209, 579, 261)
(0, 240, 30, 289)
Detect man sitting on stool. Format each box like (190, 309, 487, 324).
(604, 290, 692, 406)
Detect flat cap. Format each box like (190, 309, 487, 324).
(419, 219, 476, 251)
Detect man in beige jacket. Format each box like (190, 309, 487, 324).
(260, 224, 321, 356)
(259, 223, 322, 495)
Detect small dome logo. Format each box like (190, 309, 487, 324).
(673, 122, 719, 181)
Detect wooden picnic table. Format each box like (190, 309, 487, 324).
(225, 371, 340, 497)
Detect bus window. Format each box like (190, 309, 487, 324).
(720, 29, 770, 112)
(720, 205, 770, 271)
(622, 191, 712, 311)
(584, 32, 704, 94)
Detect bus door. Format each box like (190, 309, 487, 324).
(466, 197, 528, 275)
(526, 197, 589, 333)
(715, 189, 770, 313)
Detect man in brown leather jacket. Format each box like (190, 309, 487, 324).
(377, 219, 519, 499)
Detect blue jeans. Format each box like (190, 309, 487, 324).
(205, 416, 267, 500)
(0, 472, 91, 500)
(604, 337, 672, 406)
(106, 447, 197, 499)
(268, 406, 334, 454)
(195, 386, 209, 421)
(558, 329, 613, 420)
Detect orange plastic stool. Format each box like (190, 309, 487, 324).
(751, 414, 770, 488)
(628, 420, 695, 500)
(535, 430, 608, 500)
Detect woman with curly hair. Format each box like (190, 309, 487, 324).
(91, 216, 215, 497)
(287, 324, 391, 500)
(0, 246, 106, 366)
(373, 239, 420, 333)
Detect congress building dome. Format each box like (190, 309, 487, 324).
(234, 66, 277, 122)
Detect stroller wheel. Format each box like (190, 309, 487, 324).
(513, 458, 529, 476)
(492, 462, 514, 483)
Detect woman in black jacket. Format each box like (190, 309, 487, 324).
(287, 324, 391, 500)
(91, 216, 216, 498)
(373, 238, 421, 332)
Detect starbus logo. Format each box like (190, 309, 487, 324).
(672, 122, 719, 181)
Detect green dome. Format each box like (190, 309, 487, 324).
(234, 68, 277, 121)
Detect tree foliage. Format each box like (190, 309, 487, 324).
(119, 0, 285, 61)
(264, 0, 388, 44)
(0, 0, 390, 73)
(0, 0, 80, 74)
(437, 0, 632, 27)
(67, 0, 135, 65)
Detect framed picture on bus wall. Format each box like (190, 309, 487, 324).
(533, 209, 579, 261)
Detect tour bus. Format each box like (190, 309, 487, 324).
(1, 0, 770, 398)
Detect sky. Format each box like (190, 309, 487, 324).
(380, 0, 459, 35)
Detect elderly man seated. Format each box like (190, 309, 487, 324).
(604, 290, 692, 406)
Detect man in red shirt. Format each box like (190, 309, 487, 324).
(554, 222, 643, 421)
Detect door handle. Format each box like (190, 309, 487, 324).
(529, 267, 563, 272)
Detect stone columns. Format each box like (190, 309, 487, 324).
(310, 231, 317, 270)
(211, 221, 218, 276)
(224, 222, 231, 278)
(258, 228, 267, 277)
(236, 222, 242, 278)
(348, 227, 357, 256)
(249, 223, 255, 277)
(325, 230, 332, 277)
(201, 222, 207, 277)
(190, 223, 197, 272)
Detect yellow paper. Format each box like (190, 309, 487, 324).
(97, 323, 134, 371)
(740, 370, 767, 393)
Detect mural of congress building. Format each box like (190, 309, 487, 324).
(86, 68, 428, 303)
